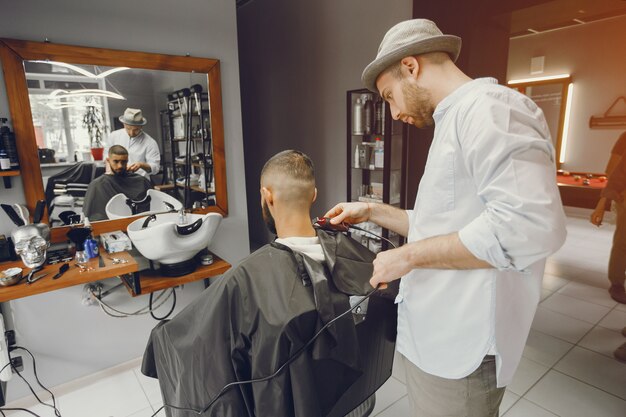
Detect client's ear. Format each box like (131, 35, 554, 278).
(261, 186, 274, 205)
(312, 188, 318, 203)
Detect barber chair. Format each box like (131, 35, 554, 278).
(105, 189, 182, 220)
(326, 293, 396, 417)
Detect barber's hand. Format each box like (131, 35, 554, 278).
(590, 208, 605, 227)
(324, 202, 371, 225)
(369, 244, 413, 290)
(127, 162, 143, 173)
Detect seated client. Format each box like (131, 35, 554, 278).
(142, 150, 386, 417)
(82, 145, 153, 221)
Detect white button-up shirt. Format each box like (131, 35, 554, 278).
(106, 129, 161, 177)
(397, 78, 566, 387)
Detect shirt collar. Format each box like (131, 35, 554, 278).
(433, 77, 498, 123)
(129, 131, 144, 141)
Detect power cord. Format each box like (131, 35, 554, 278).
(0, 346, 61, 417)
(312, 217, 398, 249)
(148, 285, 380, 417)
(88, 287, 175, 319)
(349, 224, 397, 248)
(149, 287, 176, 321)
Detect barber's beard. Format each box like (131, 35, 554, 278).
(262, 201, 277, 236)
(402, 79, 435, 128)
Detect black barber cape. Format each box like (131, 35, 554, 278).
(82, 173, 152, 221)
(141, 230, 378, 417)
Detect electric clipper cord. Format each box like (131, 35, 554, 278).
(312, 217, 397, 248)
(150, 285, 381, 417)
(151, 220, 396, 417)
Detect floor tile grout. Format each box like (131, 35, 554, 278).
(549, 368, 626, 402)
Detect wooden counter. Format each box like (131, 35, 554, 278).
(120, 255, 231, 296)
(0, 251, 230, 302)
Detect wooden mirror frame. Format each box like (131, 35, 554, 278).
(508, 76, 572, 170)
(0, 39, 228, 241)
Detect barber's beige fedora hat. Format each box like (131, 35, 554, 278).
(119, 108, 147, 126)
(362, 19, 461, 92)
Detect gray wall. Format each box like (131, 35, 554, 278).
(508, 14, 626, 173)
(237, 0, 413, 246)
(0, 0, 249, 401)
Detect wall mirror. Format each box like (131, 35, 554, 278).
(508, 75, 572, 170)
(0, 39, 227, 239)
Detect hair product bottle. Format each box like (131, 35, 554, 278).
(352, 98, 364, 135)
(363, 95, 374, 135)
(375, 98, 384, 135)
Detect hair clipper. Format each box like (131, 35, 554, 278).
(312, 217, 350, 232)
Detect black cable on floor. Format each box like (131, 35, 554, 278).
(5, 346, 61, 417)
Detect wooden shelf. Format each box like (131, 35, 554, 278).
(120, 255, 230, 296)
(154, 182, 215, 195)
(0, 170, 20, 177)
(0, 251, 137, 303)
(172, 136, 207, 142)
(174, 161, 203, 168)
(154, 183, 175, 191)
(0, 250, 231, 302)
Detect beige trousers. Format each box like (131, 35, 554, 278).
(402, 354, 505, 417)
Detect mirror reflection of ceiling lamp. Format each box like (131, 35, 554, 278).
(30, 60, 130, 78)
(45, 89, 126, 109)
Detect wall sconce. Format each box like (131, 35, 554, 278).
(560, 83, 574, 164)
(508, 73, 570, 85)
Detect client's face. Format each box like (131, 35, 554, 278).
(261, 200, 277, 235)
(107, 154, 129, 175)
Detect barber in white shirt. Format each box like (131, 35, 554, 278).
(106, 108, 160, 177)
(325, 19, 567, 417)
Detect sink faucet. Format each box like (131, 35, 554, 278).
(178, 208, 188, 225)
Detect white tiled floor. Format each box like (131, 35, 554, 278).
(4, 216, 626, 416)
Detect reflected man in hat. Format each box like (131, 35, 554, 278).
(325, 19, 567, 416)
(106, 107, 160, 178)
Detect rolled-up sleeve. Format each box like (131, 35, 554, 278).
(457, 93, 567, 272)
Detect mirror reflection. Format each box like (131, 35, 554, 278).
(25, 61, 215, 226)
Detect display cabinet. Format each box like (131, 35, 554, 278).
(158, 87, 215, 209)
(347, 88, 407, 252)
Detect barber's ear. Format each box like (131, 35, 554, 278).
(401, 56, 419, 78)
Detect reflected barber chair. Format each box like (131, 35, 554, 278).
(105, 189, 182, 220)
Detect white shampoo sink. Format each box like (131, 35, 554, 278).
(106, 189, 183, 220)
(127, 212, 222, 276)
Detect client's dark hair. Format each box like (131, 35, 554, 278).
(109, 145, 129, 157)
